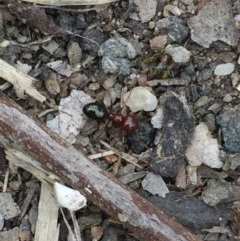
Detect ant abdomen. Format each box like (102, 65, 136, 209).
(83, 102, 108, 121)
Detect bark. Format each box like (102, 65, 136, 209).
(0, 93, 202, 241)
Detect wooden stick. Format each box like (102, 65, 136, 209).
(0, 58, 46, 102)
(21, 0, 118, 5)
(0, 93, 202, 241)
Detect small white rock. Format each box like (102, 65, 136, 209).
(103, 87, 117, 107)
(163, 5, 181, 17)
(165, 45, 191, 64)
(236, 84, 240, 92)
(223, 94, 232, 103)
(133, 0, 157, 23)
(123, 86, 158, 112)
(234, 14, 240, 21)
(54, 182, 87, 211)
(15, 60, 32, 74)
(142, 172, 169, 197)
(151, 107, 163, 128)
(180, 0, 194, 4)
(89, 82, 100, 91)
(0, 40, 10, 48)
(186, 165, 197, 185)
(186, 122, 222, 168)
(214, 63, 235, 76)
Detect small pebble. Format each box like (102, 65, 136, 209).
(89, 82, 100, 91)
(194, 96, 209, 108)
(202, 113, 216, 133)
(45, 72, 60, 96)
(165, 44, 191, 64)
(202, 179, 231, 206)
(103, 78, 116, 88)
(67, 41, 82, 68)
(155, 18, 171, 33)
(0, 214, 4, 230)
(223, 93, 232, 102)
(163, 5, 181, 17)
(236, 84, 240, 92)
(186, 123, 221, 168)
(127, 120, 156, 154)
(214, 63, 235, 76)
(232, 73, 239, 87)
(217, 104, 240, 153)
(99, 36, 137, 75)
(149, 35, 168, 50)
(142, 172, 169, 197)
(133, 0, 157, 23)
(103, 87, 116, 107)
(151, 107, 163, 129)
(17, 35, 28, 43)
(148, 21, 155, 29)
(123, 86, 158, 112)
(21, 53, 32, 59)
(168, 17, 189, 43)
(0, 40, 10, 48)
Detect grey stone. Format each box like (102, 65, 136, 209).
(223, 94, 232, 103)
(99, 36, 137, 75)
(217, 105, 240, 153)
(168, 17, 190, 43)
(127, 121, 156, 154)
(148, 192, 230, 230)
(155, 17, 189, 44)
(188, 0, 238, 48)
(151, 93, 194, 177)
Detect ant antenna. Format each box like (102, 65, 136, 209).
(64, 30, 100, 49)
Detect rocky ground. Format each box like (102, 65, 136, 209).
(0, 0, 240, 240)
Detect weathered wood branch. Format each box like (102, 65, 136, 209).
(0, 58, 46, 102)
(0, 93, 202, 241)
(21, 0, 118, 5)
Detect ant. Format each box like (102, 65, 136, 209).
(83, 101, 139, 134)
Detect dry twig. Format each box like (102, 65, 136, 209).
(0, 93, 202, 241)
(21, 0, 118, 5)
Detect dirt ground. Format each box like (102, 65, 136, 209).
(0, 0, 240, 240)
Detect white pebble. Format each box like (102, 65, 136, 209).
(165, 45, 191, 64)
(103, 87, 117, 107)
(163, 5, 181, 17)
(123, 86, 158, 112)
(234, 14, 240, 21)
(54, 182, 87, 211)
(88, 82, 100, 91)
(186, 123, 222, 168)
(223, 94, 232, 103)
(0, 40, 10, 48)
(151, 107, 163, 128)
(214, 63, 235, 76)
(186, 166, 197, 185)
(236, 84, 240, 92)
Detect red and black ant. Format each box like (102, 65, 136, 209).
(83, 101, 139, 134)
